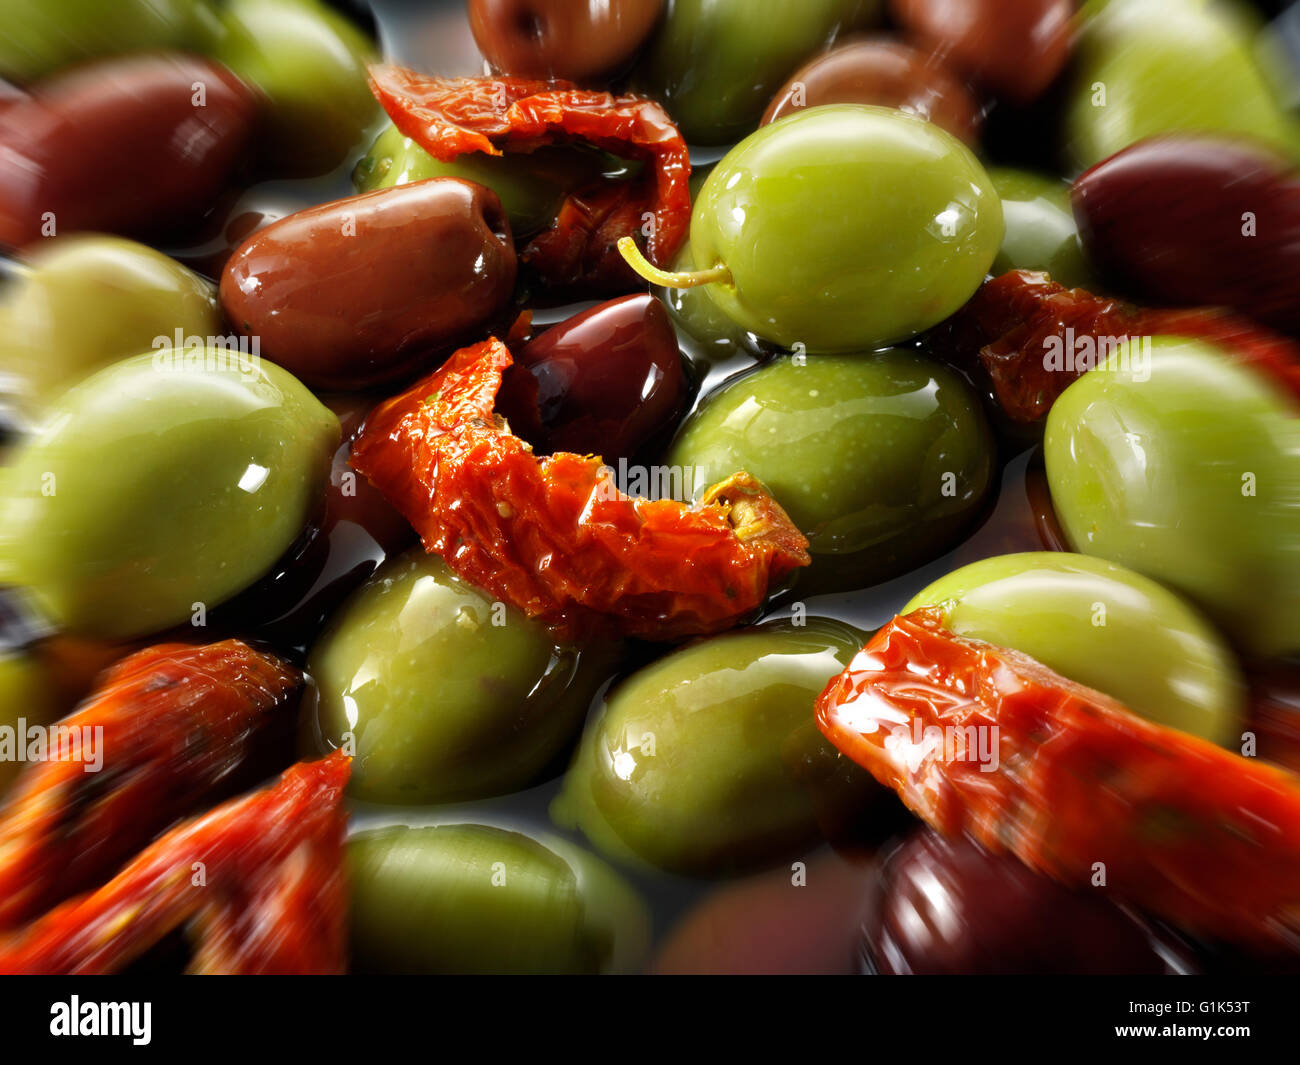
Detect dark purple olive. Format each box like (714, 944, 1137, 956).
(496, 293, 687, 463)
(863, 829, 1190, 974)
(1072, 135, 1300, 335)
(0, 56, 257, 248)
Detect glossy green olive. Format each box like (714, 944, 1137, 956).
(633, 0, 881, 144)
(904, 552, 1246, 746)
(987, 167, 1093, 288)
(348, 823, 649, 974)
(552, 618, 878, 875)
(303, 548, 616, 805)
(0, 650, 55, 798)
(660, 239, 755, 356)
(1065, 0, 1296, 171)
(689, 105, 1003, 352)
(0, 350, 338, 638)
(353, 123, 606, 237)
(0, 236, 219, 412)
(215, 0, 378, 177)
(0, 0, 218, 83)
(1045, 335, 1300, 659)
(666, 351, 993, 590)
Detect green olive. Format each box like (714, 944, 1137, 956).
(0, 350, 338, 638)
(987, 167, 1094, 288)
(659, 239, 755, 356)
(0, 236, 219, 413)
(904, 552, 1246, 746)
(0, 649, 56, 798)
(303, 548, 618, 805)
(552, 617, 878, 875)
(214, 0, 378, 178)
(1044, 334, 1300, 659)
(348, 823, 649, 974)
(665, 350, 993, 591)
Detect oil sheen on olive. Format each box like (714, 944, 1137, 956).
(348, 824, 649, 974)
(904, 552, 1246, 746)
(689, 105, 1003, 352)
(552, 618, 878, 875)
(220, 178, 517, 390)
(303, 548, 617, 805)
(1045, 335, 1300, 660)
(988, 167, 1093, 288)
(666, 351, 993, 591)
(0, 55, 257, 248)
(0, 351, 339, 639)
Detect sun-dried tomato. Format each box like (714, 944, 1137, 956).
(351, 338, 809, 643)
(816, 607, 1300, 950)
(367, 64, 690, 295)
(0, 752, 350, 975)
(0, 640, 301, 928)
(939, 269, 1300, 423)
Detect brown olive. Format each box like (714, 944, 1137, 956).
(219, 178, 517, 390)
(469, 0, 665, 82)
(0, 55, 257, 248)
(762, 37, 982, 145)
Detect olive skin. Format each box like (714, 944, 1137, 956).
(348, 824, 649, 974)
(762, 38, 983, 145)
(469, 0, 665, 82)
(0, 55, 257, 248)
(864, 830, 1184, 974)
(1071, 136, 1300, 334)
(0, 236, 219, 410)
(690, 105, 1002, 352)
(214, 0, 377, 178)
(634, 0, 881, 145)
(0, 650, 56, 798)
(0, 351, 339, 639)
(1045, 336, 1300, 660)
(666, 351, 993, 591)
(660, 239, 755, 357)
(904, 552, 1246, 746)
(988, 167, 1093, 288)
(495, 294, 687, 462)
(220, 179, 517, 391)
(303, 549, 617, 805)
(1065, 0, 1295, 171)
(552, 618, 878, 875)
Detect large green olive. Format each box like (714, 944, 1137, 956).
(665, 351, 993, 591)
(659, 239, 755, 357)
(214, 0, 377, 178)
(0, 236, 219, 412)
(552, 618, 878, 875)
(348, 823, 649, 974)
(904, 552, 1246, 746)
(987, 167, 1094, 288)
(633, 0, 881, 144)
(683, 105, 1003, 352)
(0, 0, 218, 83)
(1044, 335, 1300, 659)
(1065, 0, 1296, 170)
(0, 350, 338, 638)
(0, 649, 55, 798)
(303, 548, 617, 805)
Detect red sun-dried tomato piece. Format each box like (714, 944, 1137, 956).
(351, 338, 809, 643)
(816, 607, 1300, 950)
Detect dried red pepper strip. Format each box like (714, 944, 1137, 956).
(939, 269, 1300, 423)
(0, 640, 301, 927)
(351, 338, 809, 642)
(367, 64, 690, 294)
(0, 752, 350, 975)
(816, 607, 1300, 950)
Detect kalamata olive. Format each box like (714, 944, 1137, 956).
(0, 55, 257, 248)
(469, 0, 665, 82)
(891, 0, 1071, 104)
(865, 829, 1188, 974)
(1072, 135, 1300, 334)
(761, 38, 982, 144)
(220, 179, 517, 391)
(348, 824, 649, 974)
(495, 294, 686, 463)
(1248, 659, 1300, 774)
